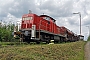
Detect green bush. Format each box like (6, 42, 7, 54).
(0, 24, 15, 42)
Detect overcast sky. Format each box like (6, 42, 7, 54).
(0, 0, 90, 40)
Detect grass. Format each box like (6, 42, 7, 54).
(0, 41, 85, 60)
(0, 42, 28, 46)
(87, 36, 90, 41)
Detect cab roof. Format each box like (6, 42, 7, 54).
(39, 15, 56, 22)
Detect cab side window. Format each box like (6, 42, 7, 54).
(43, 17, 50, 21)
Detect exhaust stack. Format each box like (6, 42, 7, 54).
(29, 10, 32, 14)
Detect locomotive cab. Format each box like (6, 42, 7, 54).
(40, 15, 56, 24)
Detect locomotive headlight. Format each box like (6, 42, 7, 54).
(24, 31, 28, 36)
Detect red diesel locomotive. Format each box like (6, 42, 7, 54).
(14, 11, 83, 43)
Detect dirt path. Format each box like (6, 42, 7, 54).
(85, 41, 90, 60)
